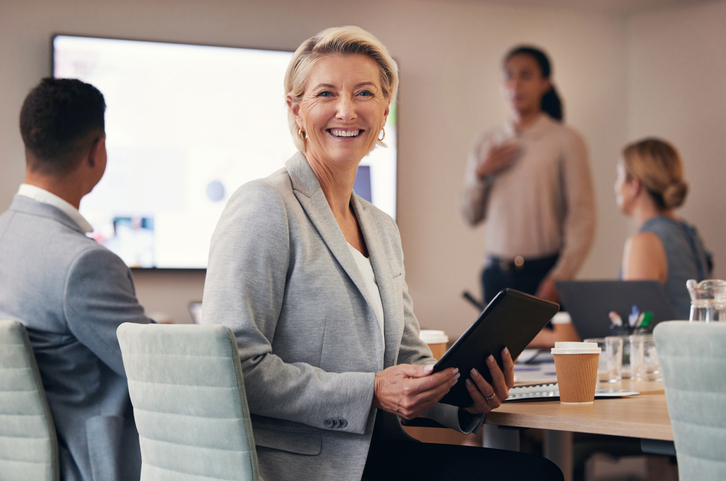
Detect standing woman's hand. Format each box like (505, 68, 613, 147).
(464, 348, 515, 414)
(475, 142, 520, 179)
(535, 275, 560, 303)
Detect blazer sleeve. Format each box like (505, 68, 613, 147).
(202, 181, 375, 435)
(63, 246, 151, 377)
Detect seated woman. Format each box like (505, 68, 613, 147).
(615, 137, 712, 319)
(202, 25, 563, 481)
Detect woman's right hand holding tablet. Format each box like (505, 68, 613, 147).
(372, 364, 460, 420)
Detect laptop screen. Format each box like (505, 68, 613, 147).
(555, 280, 678, 340)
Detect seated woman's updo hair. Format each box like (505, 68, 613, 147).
(284, 25, 399, 152)
(622, 138, 689, 210)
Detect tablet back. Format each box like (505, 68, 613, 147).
(434, 289, 559, 407)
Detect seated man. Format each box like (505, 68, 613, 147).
(0, 78, 151, 481)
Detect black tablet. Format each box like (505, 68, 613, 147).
(433, 288, 559, 407)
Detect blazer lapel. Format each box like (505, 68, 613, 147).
(351, 194, 400, 368)
(286, 153, 377, 314)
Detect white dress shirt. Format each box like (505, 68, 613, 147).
(17, 184, 93, 233)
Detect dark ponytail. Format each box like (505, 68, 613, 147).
(505, 45, 563, 122)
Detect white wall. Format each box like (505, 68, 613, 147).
(627, 1, 726, 281)
(0, 0, 661, 336)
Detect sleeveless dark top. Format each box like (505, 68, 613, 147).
(639, 216, 712, 319)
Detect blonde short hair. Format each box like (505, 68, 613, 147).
(284, 26, 398, 152)
(622, 138, 689, 209)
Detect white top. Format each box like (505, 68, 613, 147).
(460, 114, 596, 280)
(348, 243, 385, 343)
(17, 184, 93, 233)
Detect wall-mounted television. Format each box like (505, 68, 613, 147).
(52, 34, 398, 269)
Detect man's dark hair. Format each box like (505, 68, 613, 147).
(19, 77, 106, 176)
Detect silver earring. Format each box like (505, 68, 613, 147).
(378, 128, 386, 142)
(298, 128, 307, 141)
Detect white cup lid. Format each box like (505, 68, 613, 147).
(551, 312, 572, 325)
(551, 341, 601, 355)
(419, 329, 449, 344)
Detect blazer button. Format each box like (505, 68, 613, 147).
(324, 418, 334, 428)
(339, 418, 348, 428)
(332, 418, 340, 428)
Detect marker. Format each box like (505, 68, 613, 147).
(639, 311, 653, 328)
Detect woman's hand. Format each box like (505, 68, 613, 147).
(464, 348, 515, 415)
(535, 275, 560, 303)
(372, 364, 460, 420)
(475, 142, 520, 179)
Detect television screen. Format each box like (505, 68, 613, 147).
(52, 35, 398, 269)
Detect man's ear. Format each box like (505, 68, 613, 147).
(87, 136, 105, 167)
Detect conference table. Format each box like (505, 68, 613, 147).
(482, 362, 673, 481)
(405, 357, 674, 481)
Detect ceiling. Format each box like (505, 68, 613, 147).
(461, 0, 718, 15)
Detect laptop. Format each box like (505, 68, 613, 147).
(555, 280, 678, 340)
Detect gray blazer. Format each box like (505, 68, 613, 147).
(202, 153, 481, 481)
(0, 195, 150, 481)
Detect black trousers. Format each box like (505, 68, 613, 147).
(363, 439, 564, 481)
(481, 254, 559, 304)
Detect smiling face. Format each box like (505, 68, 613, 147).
(289, 54, 390, 173)
(502, 54, 551, 118)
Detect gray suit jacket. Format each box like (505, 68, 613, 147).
(202, 153, 482, 481)
(0, 195, 150, 481)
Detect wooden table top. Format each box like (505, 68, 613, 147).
(486, 380, 673, 441)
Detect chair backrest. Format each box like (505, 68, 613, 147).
(654, 321, 726, 481)
(0, 319, 59, 481)
(117, 322, 258, 481)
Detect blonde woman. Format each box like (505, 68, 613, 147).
(203, 26, 562, 481)
(615, 137, 712, 319)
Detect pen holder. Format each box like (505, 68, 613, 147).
(609, 324, 632, 336)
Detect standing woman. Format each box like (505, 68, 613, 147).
(615, 138, 712, 319)
(460, 46, 596, 309)
(203, 27, 563, 481)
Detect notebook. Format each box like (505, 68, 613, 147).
(555, 280, 678, 340)
(505, 382, 639, 401)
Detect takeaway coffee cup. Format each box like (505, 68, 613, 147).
(419, 330, 449, 360)
(551, 342, 601, 404)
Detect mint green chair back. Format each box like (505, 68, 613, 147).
(117, 323, 258, 481)
(0, 319, 59, 481)
(654, 321, 726, 481)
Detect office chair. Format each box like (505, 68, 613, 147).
(0, 319, 59, 481)
(654, 321, 726, 481)
(117, 323, 258, 481)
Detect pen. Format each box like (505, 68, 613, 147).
(608, 311, 622, 326)
(629, 305, 640, 328)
